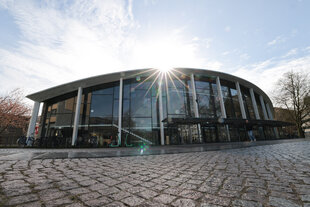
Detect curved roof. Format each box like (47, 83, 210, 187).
(26, 68, 273, 107)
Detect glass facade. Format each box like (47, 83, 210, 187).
(38, 70, 278, 147)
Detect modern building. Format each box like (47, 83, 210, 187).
(26, 68, 290, 147)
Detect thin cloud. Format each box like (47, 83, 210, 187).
(283, 48, 298, 58)
(232, 50, 310, 99)
(225, 26, 231, 32)
(0, 0, 210, 95)
(267, 35, 286, 46)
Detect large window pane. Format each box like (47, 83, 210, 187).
(131, 90, 151, 117)
(93, 87, 113, 95)
(167, 89, 186, 115)
(55, 114, 72, 127)
(90, 95, 113, 117)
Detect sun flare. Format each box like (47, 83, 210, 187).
(158, 67, 172, 73)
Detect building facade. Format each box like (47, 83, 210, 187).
(26, 68, 287, 147)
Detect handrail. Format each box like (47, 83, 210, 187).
(112, 124, 153, 145)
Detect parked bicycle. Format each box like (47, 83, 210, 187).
(17, 136, 26, 147)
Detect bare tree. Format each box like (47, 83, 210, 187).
(273, 71, 310, 137)
(0, 89, 31, 137)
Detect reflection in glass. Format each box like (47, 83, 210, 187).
(90, 95, 113, 117)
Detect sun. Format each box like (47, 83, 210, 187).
(158, 67, 172, 73)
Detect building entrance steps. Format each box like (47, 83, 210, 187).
(0, 138, 308, 160)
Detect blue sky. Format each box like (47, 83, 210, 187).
(0, 0, 309, 99)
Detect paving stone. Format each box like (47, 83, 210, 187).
(301, 195, 310, 202)
(218, 189, 240, 198)
(153, 194, 176, 204)
(97, 187, 120, 196)
(268, 196, 301, 207)
(138, 189, 158, 199)
(171, 198, 196, 207)
(44, 196, 74, 207)
(68, 187, 91, 195)
(39, 188, 67, 201)
(109, 191, 131, 200)
(105, 201, 127, 207)
(232, 199, 263, 207)
(201, 193, 231, 206)
(79, 179, 98, 187)
(179, 189, 203, 200)
(4, 187, 32, 197)
(84, 196, 112, 207)
(15, 201, 43, 207)
(78, 192, 101, 202)
(121, 195, 145, 206)
(1, 141, 310, 206)
(7, 194, 39, 205)
(65, 203, 87, 207)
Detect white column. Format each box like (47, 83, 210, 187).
(266, 103, 273, 120)
(217, 77, 230, 141)
(266, 102, 279, 138)
(72, 87, 83, 146)
(158, 79, 165, 145)
(259, 95, 268, 120)
(26, 101, 40, 137)
(190, 74, 199, 118)
(249, 88, 260, 120)
(235, 82, 247, 119)
(190, 74, 203, 143)
(118, 78, 123, 145)
(216, 77, 227, 118)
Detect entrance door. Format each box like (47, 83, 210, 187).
(177, 124, 201, 144)
(202, 126, 218, 142)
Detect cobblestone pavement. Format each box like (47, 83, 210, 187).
(0, 141, 309, 207)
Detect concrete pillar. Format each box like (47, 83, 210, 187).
(235, 82, 247, 119)
(72, 87, 83, 146)
(158, 79, 165, 145)
(216, 77, 227, 119)
(259, 95, 268, 120)
(190, 74, 199, 118)
(217, 77, 230, 141)
(249, 88, 260, 120)
(118, 78, 123, 145)
(190, 74, 202, 143)
(266, 103, 273, 120)
(26, 101, 40, 137)
(250, 89, 265, 139)
(266, 102, 279, 138)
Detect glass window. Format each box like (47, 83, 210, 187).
(93, 87, 113, 95)
(131, 117, 152, 127)
(114, 85, 119, 99)
(89, 116, 112, 125)
(123, 99, 130, 117)
(241, 86, 255, 119)
(113, 100, 119, 125)
(131, 90, 151, 117)
(167, 89, 186, 115)
(152, 97, 158, 127)
(255, 93, 264, 119)
(90, 95, 113, 117)
(123, 83, 130, 99)
(231, 88, 242, 118)
(55, 114, 72, 127)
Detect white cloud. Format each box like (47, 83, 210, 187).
(240, 53, 250, 60)
(283, 48, 298, 57)
(267, 35, 286, 46)
(222, 51, 230, 56)
(225, 26, 231, 32)
(0, 0, 211, 96)
(232, 51, 310, 99)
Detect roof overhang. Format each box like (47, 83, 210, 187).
(26, 68, 273, 108)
